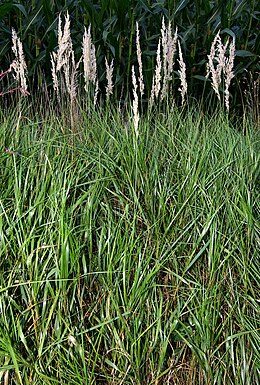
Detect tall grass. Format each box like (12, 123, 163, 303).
(0, 1, 259, 114)
(0, 100, 259, 384)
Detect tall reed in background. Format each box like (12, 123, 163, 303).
(0, 29, 29, 97)
(206, 32, 235, 111)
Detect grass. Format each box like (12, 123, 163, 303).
(0, 101, 259, 384)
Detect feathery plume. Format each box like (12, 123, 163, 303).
(136, 22, 144, 97)
(160, 18, 178, 100)
(167, 26, 178, 80)
(149, 78, 155, 107)
(82, 25, 97, 90)
(105, 57, 114, 100)
(50, 52, 59, 94)
(132, 66, 139, 137)
(149, 38, 162, 106)
(10, 28, 29, 95)
(51, 11, 78, 101)
(206, 32, 236, 110)
(177, 41, 187, 106)
(224, 38, 235, 111)
(206, 32, 222, 100)
(154, 37, 162, 98)
(63, 47, 77, 100)
(161, 17, 168, 99)
(93, 80, 99, 107)
(56, 12, 72, 72)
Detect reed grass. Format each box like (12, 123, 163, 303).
(0, 11, 259, 385)
(1, 0, 258, 115)
(1, 13, 253, 125)
(0, 100, 259, 384)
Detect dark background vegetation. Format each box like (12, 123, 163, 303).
(0, 0, 259, 114)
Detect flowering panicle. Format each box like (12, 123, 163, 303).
(161, 18, 178, 100)
(82, 25, 98, 105)
(149, 38, 162, 106)
(82, 25, 97, 90)
(206, 32, 236, 111)
(105, 57, 114, 100)
(132, 66, 139, 137)
(136, 22, 144, 97)
(167, 27, 178, 81)
(224, 38, 235, 111)
(3, 12, 239, 115)
(177, 41, 187, 106)
(161, 17, 168, 99)
(51, 11, 78, 101)
(150, 18, 179, 106)
(10, 29, 29, 95)
(206, 32, 223, 100)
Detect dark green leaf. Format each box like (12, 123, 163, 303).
(235, 50, 255, 57)
(0, 4, 14, 18)
(193, 75, 208, 81)
(13, 4, 28, 18)
(175, 0, 190, 14)
(221, 28, 236, 40)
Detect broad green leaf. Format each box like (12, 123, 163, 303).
(222, 28, 236, 40)
(175, 0, 190, 14)
(13, 3, 28, 18)
(235, 50, 255, 57)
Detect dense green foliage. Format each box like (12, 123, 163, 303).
(0, 0, 259, 112)
(0, 1, 259, 382)
(0, 101, 259, 384)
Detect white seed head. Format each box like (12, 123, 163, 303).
(206, 32, 222, 100)
(177, 40, 187, 106)
(168, 26, 178, 79)
(160, 18, 178, 100)
(82, 25, 97, 91)
(224, 37, 235, 111)
(56, 11, 73, 72)
(132, 65, 139, 137)
(93, 80, 99, 106)
(105, 57, 114, 99)
(161, 16, 168, 100)
(51, 12, 79, 101)
(11, 28, 28, 95)
(136, 22, 144, 97)
(207, 31, 236, 110)
(51, 52, 59, 94)
(154, 38, 162, 99)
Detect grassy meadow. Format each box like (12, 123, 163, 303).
(0, 99, 259, 384)
(0, 4, 260, 384)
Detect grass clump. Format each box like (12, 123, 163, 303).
(0, 101, 259, 384)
